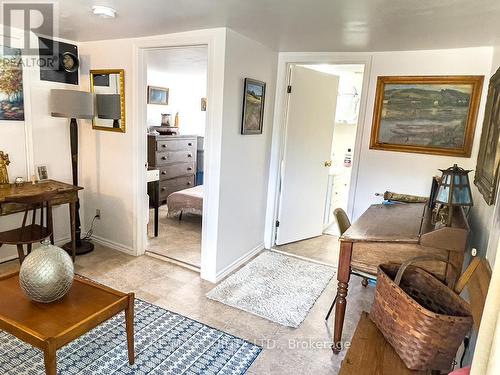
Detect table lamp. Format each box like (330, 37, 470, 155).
(50, 89, 94, 255)
(96, 94, 121, 128)
(435, 164, 473, 226)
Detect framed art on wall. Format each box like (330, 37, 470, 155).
(474, 67, 500, 205)
(370, 75, 484, 157)
(0, 46, 24, 121)
(147, 86, 169, 105)
(241, 78, 266, 135)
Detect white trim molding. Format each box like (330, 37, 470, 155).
(91, 235, 136, 256)
(264, 52, 373, 249)
(214, 243, 265, 283)
(131, 28, 227, 282)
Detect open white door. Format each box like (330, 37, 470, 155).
(276, 65, 339, 245)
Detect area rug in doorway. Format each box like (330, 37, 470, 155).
(206, 251, 336, 327)
(0, 299, 261, 374)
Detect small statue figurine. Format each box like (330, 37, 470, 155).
(0, 151, 10, 185)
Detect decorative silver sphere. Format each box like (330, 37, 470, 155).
(19, 239, 74, 303)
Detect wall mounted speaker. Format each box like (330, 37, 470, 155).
(38, 37, 79, 85)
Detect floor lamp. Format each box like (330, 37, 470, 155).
(50, 89, 94, 255)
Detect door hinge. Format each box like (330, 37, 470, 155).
(287, 85, 292, 93)
(275, 220, 280, 228)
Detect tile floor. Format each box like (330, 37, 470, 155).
(147, 206, 202, 268)
(275, 234, 340, 267)
(0, 242, 375, 374)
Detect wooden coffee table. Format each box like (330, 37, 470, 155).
(0, 271, 135, 375)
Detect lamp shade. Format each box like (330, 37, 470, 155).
(435, 164, 473, 206)
(50, 89, 93, 119)
(96, 94, 121, 120)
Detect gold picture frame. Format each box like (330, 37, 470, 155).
(90, 69, 126, 133)
(474, 67, 500, 205)
(370, 75, 484, 157)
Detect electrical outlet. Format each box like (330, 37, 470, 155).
(96, 209, 101, 219)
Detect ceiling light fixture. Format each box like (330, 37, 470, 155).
(92, 5, 116, 19)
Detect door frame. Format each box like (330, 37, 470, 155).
(264, 53, 373, 249)
(132, 29, 226, 282)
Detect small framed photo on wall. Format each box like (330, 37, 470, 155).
(37, 165, 48, 181)
(241, 78, 266, 135)
(147, 86, 169, 105)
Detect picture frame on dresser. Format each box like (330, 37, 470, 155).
(474, 67, 500, 205)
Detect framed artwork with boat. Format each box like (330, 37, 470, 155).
(370, 75, 484, 157)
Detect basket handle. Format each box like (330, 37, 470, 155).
(394, 256, 459, 288)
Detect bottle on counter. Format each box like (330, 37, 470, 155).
(344, 148, 352, 168)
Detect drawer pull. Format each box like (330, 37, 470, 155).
(161, 144, 167, 148)
(161, 187, 166, 191)
(161, 171, 166, 175)
(187, 167, 192, 171)
(187, 153, 192, 158)
(162, 156, 167, 160)
(188, 143, 193, 146)
(187, 182, 192, 186)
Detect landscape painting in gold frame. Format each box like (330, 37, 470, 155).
(369, 76, 484, 157)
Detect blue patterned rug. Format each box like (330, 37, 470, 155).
(0, 299, 261, 374)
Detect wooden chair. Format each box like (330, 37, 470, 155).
(325, 208, 372, 320)
(338, 255, 492, 375)
(0, 191, 57, 263)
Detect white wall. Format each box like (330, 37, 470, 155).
(482, 45, 500, 265)
(215, 29, 277, 274)
(267, 48, 496, 251)
(0, 33, 78, 262)
(78, 28, 276, 281)
(146, 48, 207, 136)
(78, 38, 136, 254)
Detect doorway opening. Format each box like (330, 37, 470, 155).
(273, 63, 365, 266)
(144, 45, 208, 271)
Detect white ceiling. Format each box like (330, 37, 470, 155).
(55, 0, 500, 51)
(146, 46, 208, 75)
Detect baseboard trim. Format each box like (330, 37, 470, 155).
(146, 251, 200, 272)
(270, 248, 337, 268)
(214, 243, 265, 283)
(91, 235, 135, 256)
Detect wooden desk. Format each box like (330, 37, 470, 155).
(333, 203, 469, 353)
(0, 180, 82, 261)
(339, 312, 428, 375)
(0, 271, 135, 375)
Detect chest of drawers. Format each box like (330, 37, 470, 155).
(147, 134, 197, 202)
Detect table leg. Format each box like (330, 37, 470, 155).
(332, 241, 352, 354)
(154, 180, 159, 237)
(125, 293, 135, 365)
(69, 202, 76, 262)
(44, 343, 56, 375)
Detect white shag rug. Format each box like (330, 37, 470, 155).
(206, 251, 336, 328)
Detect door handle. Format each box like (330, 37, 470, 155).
(324, 160, 332, 167)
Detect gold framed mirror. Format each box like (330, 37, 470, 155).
(90, 69, 125, 132)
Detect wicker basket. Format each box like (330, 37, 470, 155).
(370, 257, 473, 371)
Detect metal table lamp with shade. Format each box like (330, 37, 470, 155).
(435, 164, 473, 226)
(96, 94, 121, 128)
(50, 89, 94, 255)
